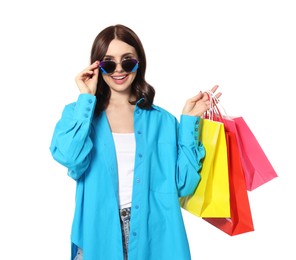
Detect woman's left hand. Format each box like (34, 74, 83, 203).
(182, 85, 222, 117)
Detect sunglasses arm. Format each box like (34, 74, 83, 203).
(100, 67, 108, 75)
(131, 63, 139, 72)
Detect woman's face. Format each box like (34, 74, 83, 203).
(101, 39, 138, 97)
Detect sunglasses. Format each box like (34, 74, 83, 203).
(99, 59, 139, 74)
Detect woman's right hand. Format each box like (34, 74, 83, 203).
(75, 61, 100, 95)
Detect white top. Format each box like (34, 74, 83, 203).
(112, 133, 136, 209)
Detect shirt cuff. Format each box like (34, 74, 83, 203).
(179, 115, 201, 145)
(74, 94, 96, 120)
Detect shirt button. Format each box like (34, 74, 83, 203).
(84, 113, 89, 118)
(88, 99, 93, 104)
(133, 232, 137, 236)
(136, 178, 140, 183)
(138, 154, 143, 158)
(137, 130, 142, 135)
(135, 205, 139, 209)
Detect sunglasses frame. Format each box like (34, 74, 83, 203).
(99, 59, 139, 75)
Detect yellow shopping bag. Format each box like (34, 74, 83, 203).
(180, 118, 230, 217)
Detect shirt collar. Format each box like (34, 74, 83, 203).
(135, 98, 160, 112)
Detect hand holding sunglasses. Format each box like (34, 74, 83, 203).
(75, 61, 100, 95)
(99, 59, 139, 74)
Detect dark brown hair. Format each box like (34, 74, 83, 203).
(90, 24, 155, 114)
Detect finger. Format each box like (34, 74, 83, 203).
(212, 92, 222, 105)
(84, 69, 95, 75)
(202, 92, 210, 101)
(189, 91, 203, 102)
(215, 92, 222, 99)
(203, 85, 219, 98)
(203, 85, 221, 101)
(210, 84, 219, 93)
(88, 61, 100, 78)
(91, 67, 99, 80)
(80, 70, 95, 79)
(81, 61, 99, 74)
(89, 60, 99, 69)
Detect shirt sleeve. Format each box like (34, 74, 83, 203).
(176, 115, 205, 197)
(49, 94, 97, 180)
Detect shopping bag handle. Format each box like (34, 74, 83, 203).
(203, 90, 225, 122)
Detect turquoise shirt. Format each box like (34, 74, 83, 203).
(50, 94, 205, 260)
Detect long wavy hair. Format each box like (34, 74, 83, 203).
(90, 24, 155, 115)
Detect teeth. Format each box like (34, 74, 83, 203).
(112, 76, 126, 80)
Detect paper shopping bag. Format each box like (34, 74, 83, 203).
(230, 116, 278, 191)
(180, 118, 230, 218)
(203, 131, 254, 235)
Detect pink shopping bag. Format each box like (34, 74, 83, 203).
(230, 116, 278, 190)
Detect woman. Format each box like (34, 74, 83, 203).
(50, 24, 221, 260)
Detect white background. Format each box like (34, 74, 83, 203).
(0, 0, 295, 259)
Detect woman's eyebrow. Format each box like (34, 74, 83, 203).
(104, 52, 136, 59)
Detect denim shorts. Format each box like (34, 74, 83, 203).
(74, 207, 131, 260)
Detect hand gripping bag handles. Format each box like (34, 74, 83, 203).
(180, 97, 231, 218)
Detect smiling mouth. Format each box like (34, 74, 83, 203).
(111, 75, 127, 80)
